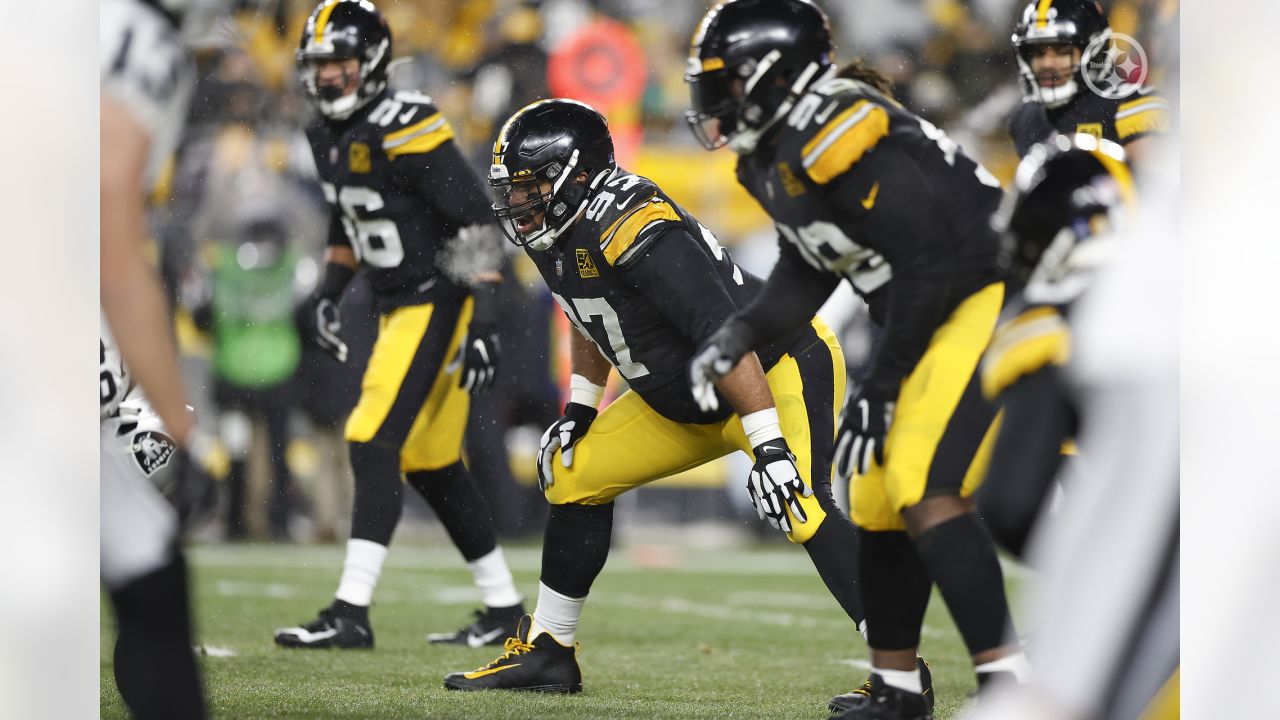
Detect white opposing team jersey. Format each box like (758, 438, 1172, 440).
(100, 319, 137, 420)
(100, 0, 195, 184)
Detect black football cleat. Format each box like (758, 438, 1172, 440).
(443, 615, 582, 694)
(273, 605, 373, 649)
(426, 603, 525, 647)
(833, 674, 933, 720)
(830, 657, 933, 714)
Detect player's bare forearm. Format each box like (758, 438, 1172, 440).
(100, 97, 193, 443)
(569, 330, 612, 387)
(715, 352, 775, 417)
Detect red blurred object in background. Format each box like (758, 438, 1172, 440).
(548, 16, 648, 166)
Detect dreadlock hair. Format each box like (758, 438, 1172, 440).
(837, 58, 897, 100)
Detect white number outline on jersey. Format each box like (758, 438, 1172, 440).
(778, 221, 892, 294)
(917, 117, 1002, 188)
(551, 293, 651, 381)
(322, 182, 406, 268)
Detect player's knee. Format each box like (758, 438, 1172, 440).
(974, 487, 1034, 557)
(900, 493, 969, 538)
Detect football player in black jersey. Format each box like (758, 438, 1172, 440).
(685, 1, 1027, 716)
(1008, 0, 1171, 164)
(442, 99, 874, 699)
(977, 133, 1135, 558)
(273, 0, 524, 651)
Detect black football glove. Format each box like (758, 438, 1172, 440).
(834, 390, 896, 480)
(747, 438, 812, 534)
(689, 318, 757, 412)
(537, 402, 598, 491)
(300, 296, 348, 363)
(161, 432, 227, 531)
(454, 322, 500, 394)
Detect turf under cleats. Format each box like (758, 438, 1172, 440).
(273, 605, 373, 649)
(830, 657, 933, 714)
(443, 616, 582, 694)
(426, 603, 525, 647)
(833, 674, 933, 720)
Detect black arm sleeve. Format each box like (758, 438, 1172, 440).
(619, 227, 746, 346)
(829, 143, 955, 399)
(975, 366, 1077, 558)
(395, 140, 494, 229)
(737, 234, 842, 346)
(326, 206, 351, 249)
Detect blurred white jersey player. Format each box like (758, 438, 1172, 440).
(100, 0, 221, 717)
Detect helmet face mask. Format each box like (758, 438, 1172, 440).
(994, 134, 1133, 300)
(685, 0, 834, 155)
(489, 100, 616, 252)
(1012, 0, 1110, 108)
(297, 0, 392, 121)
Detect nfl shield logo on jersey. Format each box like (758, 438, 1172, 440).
(132, 430, 177, 477)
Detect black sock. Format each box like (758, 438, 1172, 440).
(540, 502, 615, 598)
(860, 530, 933, 650)
(110, 552, 206, 720)
(913, 512, 1014, 656)
(348, 441, 405, 546)
(406, 462, 499, 562)
(801, 514, 865, 627)
(331, 599, 369, 620)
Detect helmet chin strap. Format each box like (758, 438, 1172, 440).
(729, 59, 828, 155)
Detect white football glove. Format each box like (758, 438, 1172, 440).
(536, 403, 598, 491)
(747, 439, 812, 534)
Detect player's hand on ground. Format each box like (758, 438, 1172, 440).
(834, 391, 895, 480)
(747, 438, 812, 533)
(689, 319, 755, 412)
(537, 403, 598, 491)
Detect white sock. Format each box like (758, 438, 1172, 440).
(975, 652, 1033, 683)
(874, 665, 923, 694)
(529, 582, 585, 644)
(334, 539, 388, 607)
(469, 547, 522, 608)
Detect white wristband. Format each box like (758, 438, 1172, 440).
(569, 374, 606, 408)
(740, 408, 783, 448)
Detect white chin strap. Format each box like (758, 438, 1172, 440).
(1017, 55, 1079, 109)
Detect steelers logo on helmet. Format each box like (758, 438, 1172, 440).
(488, 99, 616, 252)
(297, 0, 392, 120)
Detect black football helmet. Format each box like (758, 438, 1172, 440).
(994, 133, 1135, 297)
(685, 0, 834, 154)
(297, 0, 392, 120)
(1012, 0, 1111, 108)
(489, 99, 616, 251)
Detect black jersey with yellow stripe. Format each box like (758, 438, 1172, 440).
(528, 170, 797, 424)
(737, 74, 1005, 322)
(1009, 87, 1172, 157)
(307, 89, 492, 310)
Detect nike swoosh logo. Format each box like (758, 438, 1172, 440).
(616, 193, 635, 210)
(761, 445, 783, 454)
(463, 663, 521, 679)
(277, 627, 337, 643)
(861, 182, 880, 210)
(466, 627, 508, 648)
(399, 107, 418, 124)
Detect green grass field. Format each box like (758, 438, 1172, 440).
(102, 541, 1020, 719)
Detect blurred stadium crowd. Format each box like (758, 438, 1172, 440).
(156, 0, 1176, 543)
